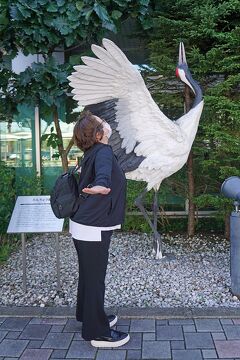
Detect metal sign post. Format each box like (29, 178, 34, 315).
(7, 196, 64, 293)
(21, 233, 27, 293)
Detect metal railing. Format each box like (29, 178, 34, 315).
(127, 200, 218, 218)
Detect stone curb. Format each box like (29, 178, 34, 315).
(0, 306, 240, 318)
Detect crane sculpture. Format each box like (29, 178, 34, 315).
(68, 39, 204, 260)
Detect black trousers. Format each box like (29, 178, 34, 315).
(72, 230, 113, 341)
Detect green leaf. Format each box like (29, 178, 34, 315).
(16, 3, 31, 18)
(76, 1, 84, 11)
(47, 3, 58, 12)
(51, 16, 71, 35)
(82, 8, 93, 21)
(102, 20, 117, 33)
(112, 0, 126, 6)
(69, 54, 81, 65)
(41, 134, 49, 141)
(0, 11, 8, 26)
(93, 3, 110, 22)
(40, 93, 54, 106)
(38, 0, 48, 5)
(49, 140, 56, 148)
(65, 35, 76, 47)
(111, 10, 122, 19)
(139, 0, 150, 5)
(141, 17, 153, 30)
(56, 0, 65, 6)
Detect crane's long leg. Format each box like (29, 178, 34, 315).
(134, 187, 163, 259)
(153, 189, 163, 259)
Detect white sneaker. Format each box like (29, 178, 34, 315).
(91, 329, 130, 348)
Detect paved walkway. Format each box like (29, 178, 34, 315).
(0, 307, 240, 359)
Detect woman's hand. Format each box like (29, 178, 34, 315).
(82, 185, 111, 195)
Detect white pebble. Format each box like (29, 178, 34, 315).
(0, 231, 235, 308)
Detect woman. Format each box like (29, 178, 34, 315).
(69, 111, 130, 348)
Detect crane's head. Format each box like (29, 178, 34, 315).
(176, 42, 195, 94)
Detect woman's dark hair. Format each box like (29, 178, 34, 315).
(73, 111, 104, 151)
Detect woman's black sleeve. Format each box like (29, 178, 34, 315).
(91, 146, 113, 188)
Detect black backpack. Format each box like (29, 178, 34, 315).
(50, 144, 105, 219)
(50, 164, 90, 219)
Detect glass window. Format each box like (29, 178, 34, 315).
(0, 104, 34, 168)
(40, 101, 82, 192)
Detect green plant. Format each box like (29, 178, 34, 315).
(16, 173, 44, 196)
(0, 161, 16, 241)
(0, 235, 20, 264)
(122, 214, 152, 233)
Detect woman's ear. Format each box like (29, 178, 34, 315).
(96, 131, 103, 141)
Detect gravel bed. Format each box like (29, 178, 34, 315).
(0, 231, 239, 308)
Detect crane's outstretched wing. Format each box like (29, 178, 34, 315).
(85, 99, 145, 172)
(68, 38, 184, 171)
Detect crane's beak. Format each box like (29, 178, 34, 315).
(178, 42, 187, 66)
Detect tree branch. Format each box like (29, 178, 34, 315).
(53, 106, 64, 155)
(65, 137, 74, 155)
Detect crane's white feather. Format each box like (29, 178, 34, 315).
(68, 38, 204, 191)
(68, 38, 184, 160)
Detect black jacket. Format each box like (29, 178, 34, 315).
(70, 142, 127, 227)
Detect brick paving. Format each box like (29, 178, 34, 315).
(0, 315, 240, 359)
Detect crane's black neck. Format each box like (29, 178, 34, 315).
(186, 72, 203, 109)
